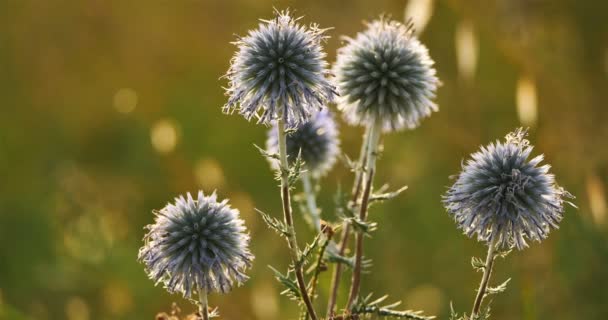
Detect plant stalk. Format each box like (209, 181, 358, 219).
(345, 119, 382, 311)
(326, 126, 370, 318)
(277, 119, 319, 320)
(471, 234, 498, 319)
(198, 286, 209, 320)
(301, 171, 321, 232)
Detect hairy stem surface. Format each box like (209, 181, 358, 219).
(277, 119, 318, 320)
(301, 171, 321, 232)
(327, 127, 370, 318)
(198, 286, 209, 320)
(346, 119, 382, 311)
(471, 235, 498, 318)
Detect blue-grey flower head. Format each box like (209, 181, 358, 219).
(443, 128, 575, 250)
(333, 18, 439, 132)
(266, 109, 340, 177)
(138, 191, 253, 298)
(223, 10, 336, 129)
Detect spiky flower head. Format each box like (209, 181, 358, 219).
(223, 10, 336, 129)
(138, 191, 253, 298)
(443, 128, 574, 250)
(333, 18, 439, 132)
(266, 109, 340, 177)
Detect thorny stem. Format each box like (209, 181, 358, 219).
(471, 234, 498, 319)
(346, 119, 382, 312)
(198, 286, 209, 320)
(301, 171, 321, 232)
(277, 119, 319, 320)
(307, 226, 334, 308)
(326, 126, 371, 318)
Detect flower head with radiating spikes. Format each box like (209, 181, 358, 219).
(334, 18, 439, 132)
(138, 191, 253, 298)
(223, 10, 336, 129)
(443, 128, 575, 250)
(266, 108, 340, 177)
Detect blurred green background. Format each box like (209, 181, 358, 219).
(1, 0, 607, 319)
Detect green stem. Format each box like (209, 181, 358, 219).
(345, 119, 382, 311)
(326, 126, 371, 318)
(301, 171, 321, 232)
(277, 119, 319, 320)
(198, 286, 209, 320)
(471, 234, 498, 319)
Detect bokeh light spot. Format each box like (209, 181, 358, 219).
(65, 297, 90, 320)
(455, 20, 478, 81)
(113, 88, 138, 114)
(404, 0, 434, 35)
(586, 173, 607, 226)
(194, 158, 226, 190)
(151, 119, 179, 154)
(230, 191, 256, 227)
(102, 281, 134, 316)
(516, 76, 538, 127)
(251, 282, 279, 320)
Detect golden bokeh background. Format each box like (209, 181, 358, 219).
(0, 0, 606, 319)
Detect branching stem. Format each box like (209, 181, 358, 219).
(471, 234, 498, 318)
(277, 119, 318, 320)
(326, 126, 371, 318)
(346, 119, 382, 311)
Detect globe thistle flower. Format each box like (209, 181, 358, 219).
(138, 191, 253, 298)
(266, 109, 340, 177)
(223, 10, 336, 129)
(443, 128, 574, 250)
(333, 18, 439, 132)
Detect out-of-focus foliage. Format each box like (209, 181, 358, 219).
(0, 0, 606, 319)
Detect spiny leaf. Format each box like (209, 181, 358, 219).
(486, 278, 511, 296)
(288, 149, 306, 188)
(297, 232, 323, 267)
(347, 216, 378, 235)
(474, 303, 492, 320)
(253, 143, 279, 160)
(448, 302, 462, 320)
(268, 265, 301, 301)
(340, 152, 360, 173)
(349, 293, 435, 320)
(495, 248, 512, 259)
(471, 256, 485, 272)
(255, 208, 292, 238)
(369, 185, 408, 204)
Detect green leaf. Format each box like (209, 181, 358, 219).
(297, 232, 323, 267)
(471, 256, 485, 272)
(348, 216, 378, 235)
(288, 149, 305, 188)
(325, 249, 373, 271)
(253, 143, 279, 161)
(268, 265, 301, 301)
(350, 292, 435, 319)
(486, 278, 511, 296)
(369, 185, 408, 204)
(255, 208, 292, 239)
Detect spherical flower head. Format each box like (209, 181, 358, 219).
(333, 18, 439, 132)
(266, 109, 340, 177)
(138, 191, 253, 298)
(443, 128, 575, 250)
(223, 10, 336, 129)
